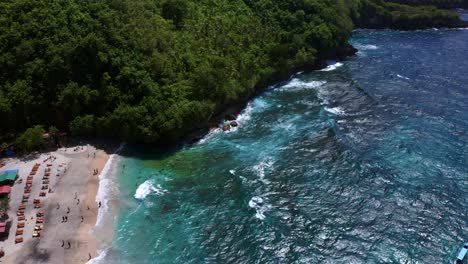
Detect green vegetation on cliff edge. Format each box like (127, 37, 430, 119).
(0, 0, 465, 146)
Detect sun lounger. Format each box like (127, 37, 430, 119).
(44, 172, 50, 176)
(15, 230, 23, 236)
(22, 195, 29, 199)
(21, 199, 28, 204)
(24, 189, 31, 193)
(36, 211, 44, 217)
(18, 205, 26, 210)
(17, 222, 25, 228)
(36, 218, 44, 223)
(26, 180, 33, 185)
(27, 176, 33, 180)
(34, 203, 42, 208)
(33, 199, 40, 204)
(39, 192, 46, 197)
(18, 216, 25, 221)
(15, 237, 23, 243)
(34, 225, 42, 231)
(33, 231, 40, 238)
(16, 211, 24, 216)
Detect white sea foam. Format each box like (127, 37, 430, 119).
(320, 62, 344, 72)
(253, 158, 274, 184)
(197, 127, 221, 145)
(236, 98, 269, 123)
(95, 143, 124, 227)
(249, 196, 268, 220)
(87, 248, 109, 264)
(324, 106, 346, 116)
(134, 179, 167, 200)
(355, 44, 378, 50)
(229, 169, 236, 175)
(280, 78, 326, 90)
(397, 74, 410, 80)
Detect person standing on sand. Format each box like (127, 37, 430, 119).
(81, 216, 84, 222)
(89, 253, 92, 260)
(98, 201, 101, 208)
(61, 240, 64, 247)
(67, 207, 70, 214)
(77, 198, 80, 205)
(67, 241, 71, 249)
(57, 203, 60, 210)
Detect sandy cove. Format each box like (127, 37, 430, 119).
(0, 145, 110, 264)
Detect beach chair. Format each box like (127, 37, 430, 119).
(18, 216, 25, 221)
(27, 176, 33, 180)
(16, 211, 24, 216)
(22, 195, 29, 199)
(15, 229, 23, 236)
(26, 180, 33, 185)
(24, 189, 31, 193)
(36, 218, 44, 223)
(15, 237, 23, 243)
(33, 199, 40, 204)
(36, 211, 44, 217)
(33, 231, 40, 238)
(39, 192, 46, 197)
(44, 172, 50, 176)
(17, 222, 24, 228)
(34, 225, 42, 231)
(34, 203, 42, 209)
(18, 205, 26, 210)
(21, 199, 28, 204)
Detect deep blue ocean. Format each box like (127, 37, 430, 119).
(94, 18, 468, 264)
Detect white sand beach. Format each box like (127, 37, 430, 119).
(0, 144, 110, 264)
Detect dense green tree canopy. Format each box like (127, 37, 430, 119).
(0, 0, 465, 147)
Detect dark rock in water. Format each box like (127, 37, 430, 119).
(225, 114, 236, 121)
(332, 44, 358, 60)
(223, 124, 231, 131)
(161, 203, 175, 213)
(230, 121, 238, 127)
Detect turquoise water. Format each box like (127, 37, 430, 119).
(98, 26, 468, 263)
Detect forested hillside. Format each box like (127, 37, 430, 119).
(0, 0, 465, 147)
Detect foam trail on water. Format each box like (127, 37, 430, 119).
(280, 78, 326, 90)
(397, 74, 410, 80)
(320, 62, 344, 72)
(324, 106, 346, 116)
(135, 179, 167, 200)
(355, 44, 378, 50)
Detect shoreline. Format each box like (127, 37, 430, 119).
(67, 147, 109, 263)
